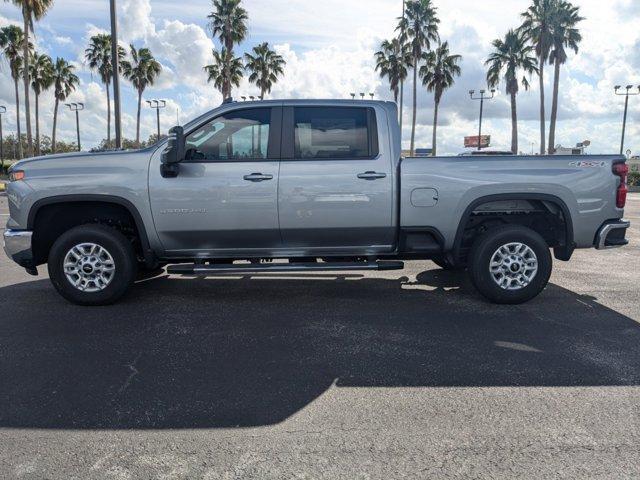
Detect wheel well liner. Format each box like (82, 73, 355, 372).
(452, 193, 574, 262)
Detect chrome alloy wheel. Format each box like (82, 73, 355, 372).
(489, 242, 538, 291)
(63, 243, 115, 292)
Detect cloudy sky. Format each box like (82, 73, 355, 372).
(1, 0, 639, 155)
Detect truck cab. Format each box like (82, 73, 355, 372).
(150, 100, 398, 258)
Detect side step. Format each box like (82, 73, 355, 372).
(167, 261, 405, 275)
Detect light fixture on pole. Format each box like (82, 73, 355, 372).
(65, 102, 85, 151)
(0, 106, 5, 169)
(110, 0, 122, 149)
(369, 93, 374, 100)
(360, 92, 365, 100)
(469, 88, 495, 151)
(146, 99, 167, 140)
(614, 85, 640, 155)
(350, 93, 356, 100)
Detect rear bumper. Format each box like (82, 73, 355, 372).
(3, 229, 36, 270)
(595, 220, 630, 250)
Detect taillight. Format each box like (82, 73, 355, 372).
(613, 162, 629, 209)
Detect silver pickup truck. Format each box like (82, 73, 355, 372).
(3, 99, 630, 305)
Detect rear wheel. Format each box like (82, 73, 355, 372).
(469, 225, 552, 304)
(48, 224, 137, 306)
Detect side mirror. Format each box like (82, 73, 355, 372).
(160, 125, 185, 178)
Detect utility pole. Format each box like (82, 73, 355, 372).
(469, 89, 495, 150)
(615, 85, 640, 155)
(146, 99, 167, 140)
(0, 106, 5, 170)
(66, 103, 85, 151)
(110, 0, 123, 149)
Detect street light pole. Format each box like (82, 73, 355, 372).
(146, 99, 167, 140)
(110, 0, 122, 149)
(469, 89, 495, 150)
(0, 106, 5, 170)
(65, 103, 85, 151)
(615, 85, 640, 155)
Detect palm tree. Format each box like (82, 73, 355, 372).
(204, 48, 243, 99)
(0, 25, 30, 159)
(520, 0, 555, 155)
(486, 29, 538, 154)
(7, 0, 54, 156)
(29, 51, 53, 155)
(207, 0, 248, 100)
(375, 38, 411, 106)
(547, 0, 582, 153)
(51, 57, 79, 153)
(85, 34, 126, 147)
(207, 0, 248, 52)
(244, 42, 285, 100)
(419, 41, 461, 156)
(121, 44, 162, 146)
(397, 0, 439, 156)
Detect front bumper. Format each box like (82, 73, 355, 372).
(3, 229, 36, 271)
(595, 219, 630, 250)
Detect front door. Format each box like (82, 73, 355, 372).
(149, 106, 282, 257)
(278, 106, 395, 254)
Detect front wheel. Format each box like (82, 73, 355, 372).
(468, 225, 552, 304)
(48, 224, 137, 306)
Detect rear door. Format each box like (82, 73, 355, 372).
(277, 105, 394, 253)
(149, 106, 282, 256)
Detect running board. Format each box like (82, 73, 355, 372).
(167, 261, 405, 275)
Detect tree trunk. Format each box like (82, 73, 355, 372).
(410, 61, 417, 156)
(399, 78, 404, 133)
(106, 82, 111, 146)
(35, 91, 40, 156)
(510, 91, 518, 154)
(14, 78, 22, 160)
(431, 97, 439, 157)
(52, 98, 59, 153)
(538, 57, 545, 155)
(136, 90, 142, 146)
(22, 11, 33, 157)
(260, 87, 265, 101)
(548, 58, 561, 154)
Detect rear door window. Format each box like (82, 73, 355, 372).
(293, 107, 378, 159)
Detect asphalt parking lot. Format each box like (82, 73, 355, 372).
(0, 193, 639, 479)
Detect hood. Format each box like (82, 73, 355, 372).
(10, 145, 160, 170)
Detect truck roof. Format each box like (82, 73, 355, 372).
(184, 98, 397, 131)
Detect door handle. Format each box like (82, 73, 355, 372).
(357, 171, 387, 180)
(243, 173, 274, 182)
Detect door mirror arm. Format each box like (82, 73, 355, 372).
(160, 125, 185, 178)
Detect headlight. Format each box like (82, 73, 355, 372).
(8, 170, 25, 182)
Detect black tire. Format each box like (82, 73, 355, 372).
(432, 255, 463, 271)
(48, 224, 137, 306)
(468, 225, 552, 304)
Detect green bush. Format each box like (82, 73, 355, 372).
(629, 171, 640, 187)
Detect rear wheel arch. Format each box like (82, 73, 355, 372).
(452, 193, 574, 265)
